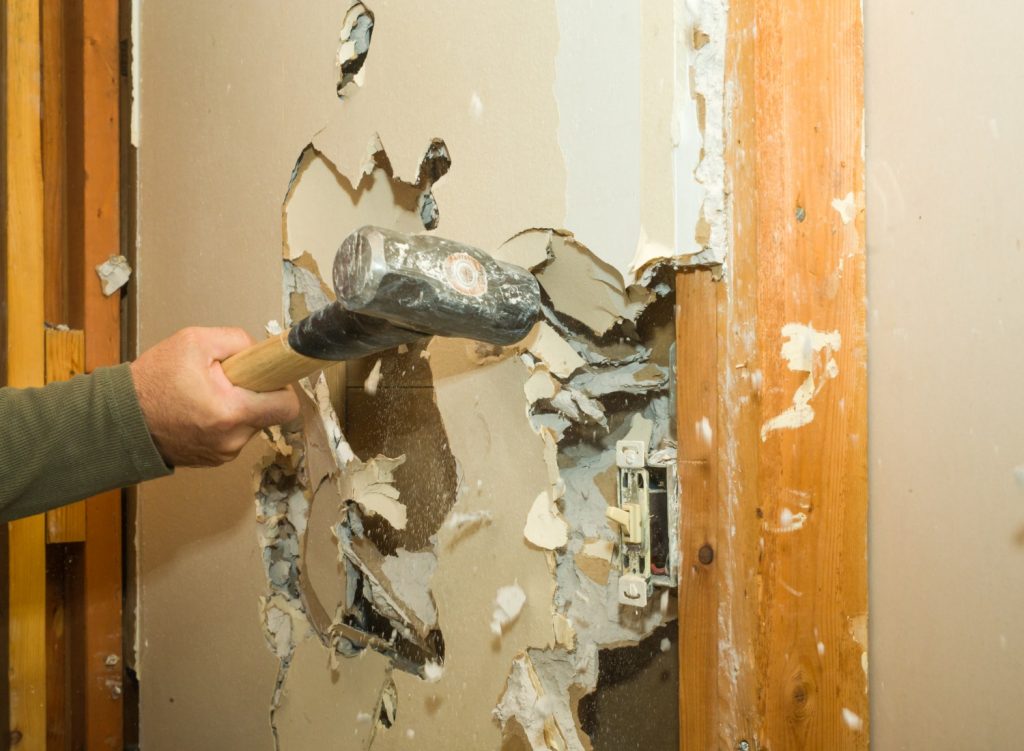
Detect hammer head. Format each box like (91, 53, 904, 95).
(333, 226, 542, 346)
(286, 227, 541, 362)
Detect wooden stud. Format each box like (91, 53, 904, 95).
(44, 329, 87, 544)
(677, 0, 867, 748)
(42, 0, 69, 326)
(676, 269, 720, 750)
(80, 1, 125, 745)
(6, 0, 49, 748)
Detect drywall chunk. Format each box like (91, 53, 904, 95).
(524, 367, 559, 404)
(95, 255, 132, 296)
(832, 191, 857, 224)
(490, 583, 528, 636)
(524, 323, 585, 378)
(569, 361, 668, 397)
(524, 491, 569, 550)
(364, 358, 383, 395)
(552, 614, 576, 650)
(380, 548, 439, 629)
(493, 654, 564, 750)
(494, 229, 554, 271)
(761, 323, 842, 441)
(537, 234, 654, 334)
(349, 455, 408, 530)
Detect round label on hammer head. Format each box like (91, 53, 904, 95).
(443, 252, 488, 297)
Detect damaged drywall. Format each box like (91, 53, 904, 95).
(135, 1, 717, 748)
(257, 157, 680, 746)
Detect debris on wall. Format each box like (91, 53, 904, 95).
(95, 254, 132, 296)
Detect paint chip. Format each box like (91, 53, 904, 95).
(523, 491, 569, 550)
(95, 255, 132, 296)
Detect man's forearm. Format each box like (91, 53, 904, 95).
(0, 364, 171, 522)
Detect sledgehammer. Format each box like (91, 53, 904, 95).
(221, 226, 542, 392)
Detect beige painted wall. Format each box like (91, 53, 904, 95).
(866, 2, 1024, 746)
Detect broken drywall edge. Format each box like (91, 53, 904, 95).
(95, 255, 132, 296)
(336, 3, 373, 97)
(380, 549, 439, 631)
(493, 653, 566, 751)
(523, 323, 586, 379)
(491, 583, 528, 636)
(524, 491, 570, 551)
(761, 323, 842, 441)
(348, 454, 408, 530)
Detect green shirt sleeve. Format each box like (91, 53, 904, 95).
(0, 363, 172, 522)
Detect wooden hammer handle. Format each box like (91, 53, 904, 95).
(220, 331, 333, 392)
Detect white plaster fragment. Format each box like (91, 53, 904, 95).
(524, 491, 569, 550)
(660, 637, 671, 652)
(265, 319, 283, 336)
(490, 583, 527, 636)
(422, 660, 444, 683)
(831, 191, 857, 224)
(761, 323, 842, 441)
(363, 358, 383, 396)
(95, 255, 132, 296)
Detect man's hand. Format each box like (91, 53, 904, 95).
(130, 327, 301, 467)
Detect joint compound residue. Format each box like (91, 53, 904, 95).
(761, 322, 842, 441)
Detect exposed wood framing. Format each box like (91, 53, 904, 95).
(676, 269, 720, 748)
(81, 0, 125, 745)
(678, 0, 867, 749)
(44, 330, 87, 543)
(5, 1, 49, 748)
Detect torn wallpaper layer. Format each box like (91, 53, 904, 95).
(135, 0, 724, 748)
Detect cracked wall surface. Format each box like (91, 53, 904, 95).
(135, 1, 726, 749)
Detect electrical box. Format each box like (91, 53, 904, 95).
(605, 439, 678, 607)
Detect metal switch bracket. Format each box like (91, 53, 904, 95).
(605, 439, 679, 607)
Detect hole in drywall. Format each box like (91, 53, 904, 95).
(337, 3, 374, 98)
(343, 343, 458, 555)
(274, 137, 456, 679)
(576, 622, 679, 751)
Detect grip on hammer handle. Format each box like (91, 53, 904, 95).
(220, 331, 332, 392)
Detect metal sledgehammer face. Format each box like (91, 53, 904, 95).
(287, 226, 542, 361)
